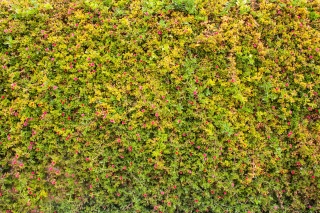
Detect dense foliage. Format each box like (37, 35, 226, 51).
(0, 0, 319, 212)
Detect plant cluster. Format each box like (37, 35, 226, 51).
(0, 0, 319, 212)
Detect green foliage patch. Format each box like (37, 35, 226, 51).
(0, 0, 319, 212)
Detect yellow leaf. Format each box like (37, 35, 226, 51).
(40, 190, 48, 198)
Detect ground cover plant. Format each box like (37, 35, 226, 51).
(0, 0, 319, 212)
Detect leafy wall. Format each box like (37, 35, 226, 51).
(0, 0, 319, 212)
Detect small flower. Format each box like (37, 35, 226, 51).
(288, 131, 293, 137)
(155, 113, 159, 117)
(193, 90, 197, 95)
(53, 86, 58, 90)
(158, 31, 162, 35)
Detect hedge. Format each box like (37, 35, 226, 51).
(0, 0, 319, 212)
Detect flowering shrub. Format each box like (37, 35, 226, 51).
(0, 0, 319, 212)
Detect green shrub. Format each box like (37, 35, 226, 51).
(0, 0, 319, 212)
